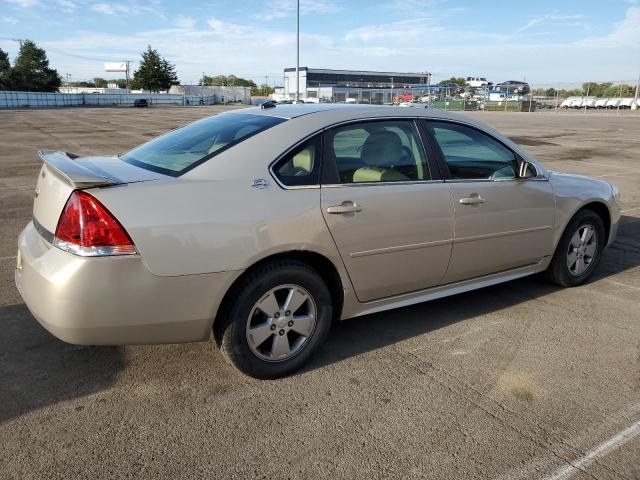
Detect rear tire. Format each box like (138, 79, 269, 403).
(214, 260, 332, 379)
(545, 209, 605, 287)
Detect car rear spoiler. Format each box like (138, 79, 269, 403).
(38, 150, 118, 188)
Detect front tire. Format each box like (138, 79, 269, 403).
(215, 260, 333, 379)
(545, 209, 605, 287)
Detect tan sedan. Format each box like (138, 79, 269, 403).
(15, 105, 621, 378)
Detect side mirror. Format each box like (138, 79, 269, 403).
(518, 161, 536, 179)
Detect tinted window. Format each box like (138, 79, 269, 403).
(272, 136, 321, 187)
(122, 114, 285, 176)
(326, 120, 429, 183)
(428, 121, 518, 180)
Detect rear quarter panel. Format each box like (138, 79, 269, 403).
(90, 180, 343, 278)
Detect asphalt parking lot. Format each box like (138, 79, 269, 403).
(1, 106, 638, 480)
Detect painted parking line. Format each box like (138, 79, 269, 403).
(601, 279, 640, 292)
(0, 256, 17, 261)
(596, 171, 640, 178)
(621, 206, 640, 214)
(543, 420, 640, 480)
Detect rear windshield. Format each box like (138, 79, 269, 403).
(121, 113, 286, 176)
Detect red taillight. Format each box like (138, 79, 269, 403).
(54, 191, 136, 256)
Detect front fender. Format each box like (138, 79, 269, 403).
(550, 172, 620, 248)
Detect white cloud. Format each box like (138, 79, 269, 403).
(91, 3, 127, 14)
(515, 11, 590, 34)
(576, 6, 640, 47)
(32, 5, 640, 86)
(345, 19, 441, 42)
(515, 17, 544, 33)
(56, 0, 76, 11)
(253, 0, 340, 21)
(4, 0, 40, 6)
(89, 1, 161, 16)
(175, 15, 196, 29)
(2, 15, 19, 23)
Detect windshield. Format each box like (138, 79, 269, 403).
(121, 113, 286, 176)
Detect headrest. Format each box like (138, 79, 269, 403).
(360, 131, 402, 167)
(292, 148, 313, 172)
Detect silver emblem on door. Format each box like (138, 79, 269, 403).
(252, 179, 269, 189)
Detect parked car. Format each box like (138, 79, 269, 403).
(605, 98, 621, 109)
(133, 99, 148, 107)
(15, 105, 620, 378)
(465, 76, 489, 88)
(618, 98, 634, 109)
(495, 80, 530, 95)
(595, 98, 609, 109)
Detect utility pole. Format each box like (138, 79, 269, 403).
(427, 72, 431, 109)
(617, 82, 622, 114)
(633, 72, 639, 110)
(125, 60, 131, 92)
(584, 84, 590, 113)
(265, 75, 269, 96)
(295, 0, 300, 103)
(390, 76, 394, 104)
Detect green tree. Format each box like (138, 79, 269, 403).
(250, 83, 274, 96)
(438, 77, 466, 87)
(200, 74, 257, 88)
(5, 40, 61, 92)
(131, 45, 179, 92)
(0, 48, 10, 90)
(93, 77, 108, 88)
(69, 81, 95, 87)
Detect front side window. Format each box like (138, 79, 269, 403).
(427, 121, 518, 180)
(122, 113, 285, 176)
(326, 120, 430, 184)
(272, 136, 321, 187)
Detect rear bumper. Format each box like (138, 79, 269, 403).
(15, 221, 241, 345)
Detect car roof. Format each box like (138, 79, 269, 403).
(225, 103, 472, 122)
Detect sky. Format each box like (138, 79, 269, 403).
(1, 0, 639, 87)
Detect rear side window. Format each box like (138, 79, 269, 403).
(121, 113, 285, 176)
(272, 136, 321, 187)
(427, 121, 518, 180)
(326, 120, 429, 183)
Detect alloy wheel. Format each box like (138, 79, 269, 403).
(245, 284, 317, 362)
(567, 224, 598, 276)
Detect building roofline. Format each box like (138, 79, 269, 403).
(283, 67, 429, 77)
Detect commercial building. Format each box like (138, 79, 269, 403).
(280, 67, 431, 103)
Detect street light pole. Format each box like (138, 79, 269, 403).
(295, 0, 300, 103)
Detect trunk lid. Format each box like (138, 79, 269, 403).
(33, 150, 167, 233)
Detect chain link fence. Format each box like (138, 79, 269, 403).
(293, 80, 639, 113)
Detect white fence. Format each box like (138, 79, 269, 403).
(0, 91, 248, 109)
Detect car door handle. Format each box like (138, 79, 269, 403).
(459, 196, 485, 205)
(326, 201, 362, 214)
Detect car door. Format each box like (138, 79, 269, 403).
(320, 119, 454, 302)
(423, 120, 555, 284)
